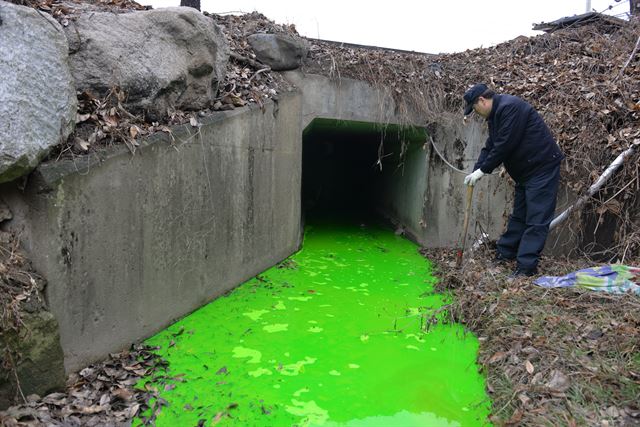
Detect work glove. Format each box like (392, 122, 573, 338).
(464, 169, 485, 186)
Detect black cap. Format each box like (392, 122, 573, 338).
(463, 83, 488, 116)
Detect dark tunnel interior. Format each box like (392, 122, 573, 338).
(301, 118, 425, 223)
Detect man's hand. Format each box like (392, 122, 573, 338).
(464, 169, 485, 186)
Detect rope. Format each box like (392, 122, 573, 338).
(427, 135, 499, 176)
(427, 136, 467, 175)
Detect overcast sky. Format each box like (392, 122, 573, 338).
(143, 0, 630, 53)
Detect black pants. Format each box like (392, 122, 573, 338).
(497, 164, 561, 271)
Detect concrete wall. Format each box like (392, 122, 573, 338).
(379, 120, 575, 254)
(380, 122, 512, 249)
(3, 93, 302, 372)
(284, 71, 398, 129)
(1, 70, 567, 376)
(286, 70, 511, 249)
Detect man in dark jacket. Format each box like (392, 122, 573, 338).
(463, 84, 564, 277)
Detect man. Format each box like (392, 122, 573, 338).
(462, 84, 564, 277)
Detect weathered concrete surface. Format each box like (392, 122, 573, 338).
(0, 1, 76, 184)
(379, 118, 576, 254)
(3, 93, 301, 372)
(284, 72, 399, 128)
(381, 121, 511, 249)
(285, 70, 511, 249)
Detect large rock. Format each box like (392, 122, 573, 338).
(0, 1, 77, 184)
(248, 33, 309, 71)
(64, 7, 229, 121)
(0, 310, 66, 409)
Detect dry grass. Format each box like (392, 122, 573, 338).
(422, 246, 640, 426)
(0, 232, 47, 404)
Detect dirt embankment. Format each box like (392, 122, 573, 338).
(422, 246, 639, 426)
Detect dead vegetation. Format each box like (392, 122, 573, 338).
(0, 344, 169, 427)
(421, 246, 640, 426)
(0, 231, 47, 406)
(207, 12, 297, 109)
(6, 1, 294, 159)
(0, 230, 170, 427)
(0, 232, 40, 336)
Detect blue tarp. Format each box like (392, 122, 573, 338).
(534, 264, 640, 295)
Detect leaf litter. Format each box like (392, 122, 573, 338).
(421, 245, 640, 426)
(0, 342, 170, 426)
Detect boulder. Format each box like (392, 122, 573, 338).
(64, 7, 229, 121)
(0, 310, 66, 409)
(248, 33, 309, 71)
(0, 198, 12, 223)
(0, 1, 77, 184)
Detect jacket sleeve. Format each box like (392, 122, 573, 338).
(477, 103, 527, 174)
(473, 137, 492, 171)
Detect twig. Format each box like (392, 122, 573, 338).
(219, 82, 236, 99)
(248, 67, 271, 84)
(229, 52, 268, 70)
(601, 178, 636, 205)
(615, 33, 640, 81)
(6, 351, 27, 403)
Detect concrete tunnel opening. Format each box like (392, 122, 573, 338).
(301, 118, 427, 225)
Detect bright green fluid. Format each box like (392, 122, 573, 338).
(141, 222, 490, 426)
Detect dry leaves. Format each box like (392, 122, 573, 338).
(524, 360, 535, 375)
(0, 344, 169, 426)
(0, 231, 46, 379)
(422, 246, 640, 426)
(0, 231, 168, 426)
(35, 5, 298, 160)
(207, 12, 296, 111)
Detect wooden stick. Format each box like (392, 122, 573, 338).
(230, 52, 270, 71)
(456, 185, 474, 268)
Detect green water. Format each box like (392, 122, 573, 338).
(141, 222, 490, 426)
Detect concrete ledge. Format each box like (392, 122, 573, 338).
(0, 71, 568, 376)
(3, 92, 302, 372)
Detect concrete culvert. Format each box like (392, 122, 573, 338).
(302, 119, 424, 220)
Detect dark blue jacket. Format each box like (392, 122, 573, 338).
(474, 94, 564, 183)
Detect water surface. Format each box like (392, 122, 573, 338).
(142, 222, 490, 426)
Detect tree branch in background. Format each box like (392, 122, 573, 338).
(616, 34, 640, 80)
(180, 0, 200, 11)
